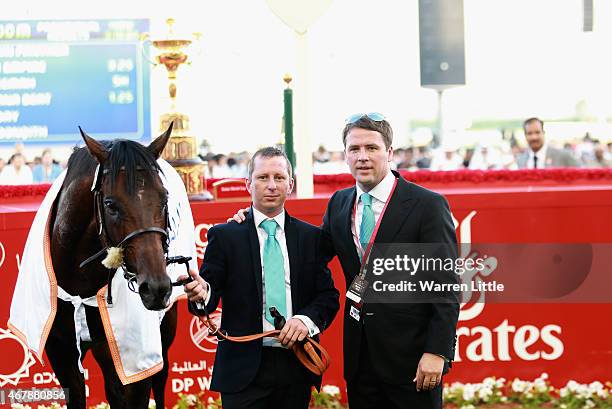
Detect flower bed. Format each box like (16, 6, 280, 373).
(9, 376, 611, 409)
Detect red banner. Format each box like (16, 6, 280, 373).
(1, 177, 611, 406)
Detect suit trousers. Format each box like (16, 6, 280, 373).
(347, 331, 443, 409)
(221, 347, 312, 409)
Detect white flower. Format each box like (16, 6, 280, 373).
(185, 394, 197, 405)
(584, 399, 595, 408)
(512, 379, 527, 393)
(148, 399, 156, 409)
(462, 384, 476, 402)
(459, 405, 475, 409)
(541, 372, 549, 380)
(560, 387, 569, 398)
(483, 377, 496, 388)
(321, 384, 340, 396)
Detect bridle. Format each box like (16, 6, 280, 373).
(79, 164, 178, 304)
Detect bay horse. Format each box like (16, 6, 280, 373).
(46, 125, 178, 409)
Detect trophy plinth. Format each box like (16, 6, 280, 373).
(146, 18, 211, 201)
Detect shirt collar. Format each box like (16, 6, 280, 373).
(252, 206, 285, 232)
(531, 143, 548, 161)
(355, 170, 395, 204)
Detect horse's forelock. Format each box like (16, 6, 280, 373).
(106, 140, 163, 196)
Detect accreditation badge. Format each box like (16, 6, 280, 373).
(349, 304, 361, 322)
(346, 275, 369, 304)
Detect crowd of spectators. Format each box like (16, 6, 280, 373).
(0, 145, 65, 185)
(1, 122, 611, 186)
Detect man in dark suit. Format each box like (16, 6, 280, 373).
(181, 147, 339, 409)
(321, 113, 460, 409)
(517, 117, 579, 168)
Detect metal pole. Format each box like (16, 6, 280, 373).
(436, 89, 444, 148)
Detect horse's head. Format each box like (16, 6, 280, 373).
(79, 124, 174, 311)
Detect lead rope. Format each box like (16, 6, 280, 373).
(170, 257, 330, 376)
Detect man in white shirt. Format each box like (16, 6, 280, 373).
(181, 147, 339, 409)
(0, 153, 33, 185)
(320, 113, 459, 409)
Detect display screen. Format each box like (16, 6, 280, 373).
(0, 19, 151, 144)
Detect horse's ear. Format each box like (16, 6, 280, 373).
(148, 122, 173, 159)
(79, 126, 109, 163)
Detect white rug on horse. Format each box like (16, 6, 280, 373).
(8, 158, 197, 385)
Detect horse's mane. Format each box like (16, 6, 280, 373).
(65, 139, 162, 196)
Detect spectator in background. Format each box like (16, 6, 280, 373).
(0, 157, 5, 173)
(314, 145, 331, 163)
(396, 147, 415, 170)
(232, 152, 249, 178)
(462, 147, 475, 169)
(585, 143, 610, 168)
(32, 148, 63, 183)
(415, 146, 432, 169)
(0, 153, 33, 185)
(211, 153, 233, 178)
(576, 133, 595, 164)
(313, 151, 349, 174)
(517, 118, 579, 168)
(469, 144, 502, 170)
(430, 140, 463, 171)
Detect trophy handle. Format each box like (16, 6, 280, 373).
(139, 33, 158, 67)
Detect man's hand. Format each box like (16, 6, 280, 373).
(278, 318, 309, 349)
(413, 353, 445, 392)
(226, 207, 249, 223)
(177, 269, 208, 303)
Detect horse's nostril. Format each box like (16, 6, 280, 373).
(138, 281, 151, 296)
(139, 282, 151, 297)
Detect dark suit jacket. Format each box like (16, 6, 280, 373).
(321, 171, 459, 384)
(194, 209, 340, 393)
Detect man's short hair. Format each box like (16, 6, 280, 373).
(342, 116, 393, 149)
(523, 117, 544, 132)
(247, 147, 293, 180)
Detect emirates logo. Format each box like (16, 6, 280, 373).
(190, 309, 222, 353)
(452, 211, 498, 321)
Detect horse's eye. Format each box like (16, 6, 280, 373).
(104, 199, 119, 214)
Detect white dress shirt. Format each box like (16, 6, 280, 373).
(203, 207, 319, 347)
(0, 165, 33, 185)
(529, 144, 548, 169)
(352, 171, 396, 258)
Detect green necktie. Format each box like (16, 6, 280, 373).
(359, 192, 375, 260)
(260, 219, 287, 325)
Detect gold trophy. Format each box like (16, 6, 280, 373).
(143, 18, 212, 200)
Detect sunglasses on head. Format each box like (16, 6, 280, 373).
(345, 112, 386, 124)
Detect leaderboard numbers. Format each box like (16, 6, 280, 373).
(107, 58, 134, 104)
(108, 90, 134, 104)
(107, 58, 134, 73)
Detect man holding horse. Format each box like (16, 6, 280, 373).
(229, 114, 460, 409)
(181, 147, 339, 409)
